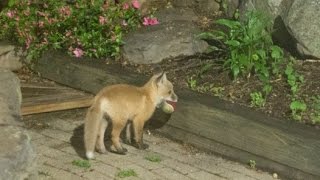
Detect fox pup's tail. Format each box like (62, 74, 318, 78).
(84, 105, 103, 159)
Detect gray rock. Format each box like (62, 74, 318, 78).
(171, 0, 195, 8)
(122, 8, 208, 64)
(283, 0, 320, 58)
(172, 0, 221, 17)
(239, 0, 287, 20)
(0, 41, 15, 55)
(225, 0, 240, 18)
(239, 0, 320, 59)
(0, 68, 22, 117)
(0, 68, 36, 180)
(0, 41, 23, 71)
(0, 126, 36, 180)
(196, 0, 220, 16)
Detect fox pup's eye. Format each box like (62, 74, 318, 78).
(168, 90, 172, 94)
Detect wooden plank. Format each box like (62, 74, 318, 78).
(21, 81, 93, 115)
(32, 51, 320, 180)
(22, 96, 93, 115)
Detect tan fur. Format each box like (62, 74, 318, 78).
(84, 72, 177, 159)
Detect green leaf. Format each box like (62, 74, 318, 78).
(197, 32, 216, 40)
(216, 19, 241, 29)
(285, 64, 293, 75)
(263, 84, 272, 95)
(225, 40, 240, 47)
(8, 0, 17, 7)
(231, 65, 240, 78)
(270, 45, 283, 59)
(290, 101, 307, 111)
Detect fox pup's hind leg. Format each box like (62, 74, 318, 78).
(84, 106, 104, 159)
(110, 119, 128, 155)
(95, 120, 108, 154)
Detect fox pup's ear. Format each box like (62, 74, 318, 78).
(155, 72, 167, 85)
(153, 65, 163, 75)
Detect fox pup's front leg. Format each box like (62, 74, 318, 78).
(131, 116, 149, 150)
(125, 122, 133, 145)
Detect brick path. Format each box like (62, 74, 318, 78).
(24, 109, 276, 180)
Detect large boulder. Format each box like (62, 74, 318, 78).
(238, 0, 320, 59)
(239, 0, 288, 20)
(283, 0, 320, 58)
(0, 68, 36, 179)
(171, 0, 220, 16)
(122, 8, 208, 64)
(0, 41, 23, 71)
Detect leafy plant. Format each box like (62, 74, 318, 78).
(285, 58, 306, 121)
(145, 154, 162, 163)
(0, 0, 143, 60)
(116, 169, 138, 178)
(72, 159, 91, 168)
(211, 86, 225, 97)
(290, 100, 307, 121)
(249, 160, 256, 169)
(250, 91, 265, 107)
(199, 11, 283, 82)
(187, 76, 198, 90)
(285, 61, 304, 96)
(310, 96, 320, 124)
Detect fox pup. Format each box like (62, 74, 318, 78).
(84, 72, 178, 159)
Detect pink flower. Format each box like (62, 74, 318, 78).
(59, 6, 71, 16)
(6, 10, 15, 18)
(41, 38, 48, 45)
(65, 30, 72, 37)
(143, 17, 159, 26)
(47, 18, 56, 24)
(73, 48, 84, 58)
(99, 16, 107, 25)
(23, 10, 30, 16)
(131, 0, 140, 9)
(38, 21, 44, 28)
(102, 1, 109, 10)
(26, 36, 32, 49)
(149, 18, 159, 25)
(122, 20, 128, 26)
(37, 11, 47, 17)
(122, 3, 129, 10)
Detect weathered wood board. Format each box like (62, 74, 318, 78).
(21, 82, 93, 115)
(32, 51, 320, 180)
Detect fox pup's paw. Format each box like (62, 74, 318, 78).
(133, 142, 149, 150)
(110, 145, 128, 155)
(86, 151, 95, 160)
(96, 147, 107, 154)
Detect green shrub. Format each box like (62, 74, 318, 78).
(0, 0, 142, 60)
(250, 91, 265, 108)
(199, 11, 284, 82)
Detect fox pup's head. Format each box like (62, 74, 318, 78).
(154, 72, 178, 105)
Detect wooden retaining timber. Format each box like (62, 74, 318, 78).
(32, 52, 320, 180)
(21, 82, 93, 115)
